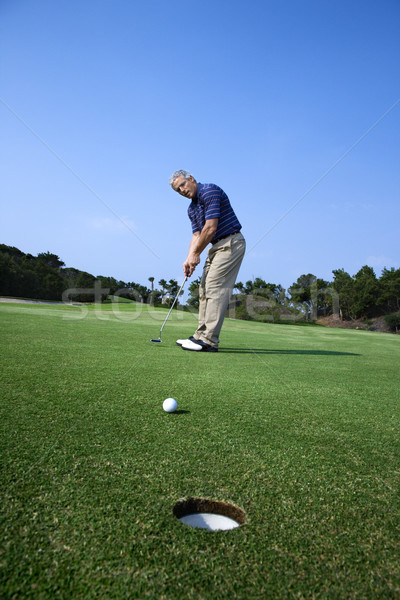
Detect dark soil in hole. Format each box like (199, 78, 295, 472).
(173, 497, 246, 524)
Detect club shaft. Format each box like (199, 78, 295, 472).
(159, 276, 187, 336)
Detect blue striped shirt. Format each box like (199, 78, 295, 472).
(188, 183, 242, 242)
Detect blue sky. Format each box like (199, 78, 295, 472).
(1, 0, 399, 293)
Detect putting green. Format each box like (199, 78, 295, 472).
(1, 302, 399, 598)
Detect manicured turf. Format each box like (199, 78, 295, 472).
(1, 302, 399, 598)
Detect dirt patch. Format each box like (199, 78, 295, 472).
(0, 297, 66, 305)
(317, 314, 395, 333)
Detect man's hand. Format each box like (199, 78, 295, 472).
(183, 252, 201, 277)
(183, 219, 218, 277)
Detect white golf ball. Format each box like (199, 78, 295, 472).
(163, 398, 178, 413)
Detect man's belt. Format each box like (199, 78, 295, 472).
(212, 230, 241, 245)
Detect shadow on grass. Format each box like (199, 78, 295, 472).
(173, 409, 191, 415)
(220, 348, 360, 356)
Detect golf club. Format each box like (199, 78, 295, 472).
(150, 275, 188, 343)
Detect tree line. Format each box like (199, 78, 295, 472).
(234, 267, 400, 321)
(186, 268, 400, 331)
(1, 244, 399, 330)
(0, 244, 177, 305)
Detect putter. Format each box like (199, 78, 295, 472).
(150, 276, 188, 343)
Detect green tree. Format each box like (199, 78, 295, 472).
(251, 278, 268, 293)
(61, 268, 99, 302)
(167, 279, 178, 296)
(0, 250, 19, 296)
(384, 313, 400, 333)
(187, 277, 201, 309)
(97, 276, 119, 296)
(288, 274, 330, 319)
(127, 282, 151, 303)
(353, 265, 379, 318)
(0, 244, 25, 259)
(158, 279, 167, 297)
(147, 276, 162, 304)
(232, 278, 290, 322)
(37, 252, 65, 269)
(243, 280, 255, 295)
(378, 267, 400, 313)
(0, 245, 65, 300)
(332, 269, 356, 320)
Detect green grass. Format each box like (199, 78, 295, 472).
(1, 303, 399, 599)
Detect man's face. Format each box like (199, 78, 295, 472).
(172, 175, 197, 199)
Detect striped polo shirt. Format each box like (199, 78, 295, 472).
(187, 183, 242, 242)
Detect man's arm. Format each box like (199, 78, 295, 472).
(183, 218, 218, 276)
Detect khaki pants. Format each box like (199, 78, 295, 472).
(195, 232, 245, 347)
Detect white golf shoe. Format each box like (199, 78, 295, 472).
(181, 339, 203, 351)
(176, 336, 196, 347)
(182, 338, 218, 352)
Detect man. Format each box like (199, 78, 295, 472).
(169, 170, 246, 352)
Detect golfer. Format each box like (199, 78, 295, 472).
(169, 170, 246, 352)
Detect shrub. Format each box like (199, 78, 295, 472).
(384, 313, 400, 333)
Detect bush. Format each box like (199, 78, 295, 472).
(384, 313, 400, 333)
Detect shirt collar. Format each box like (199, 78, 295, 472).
(193, 182, 202, 203)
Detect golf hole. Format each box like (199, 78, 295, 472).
(173, 497, 246, 531)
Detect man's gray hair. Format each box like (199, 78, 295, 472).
(169, 170, 196, 187)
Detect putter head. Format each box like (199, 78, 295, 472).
(150, 338, 162, 343)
